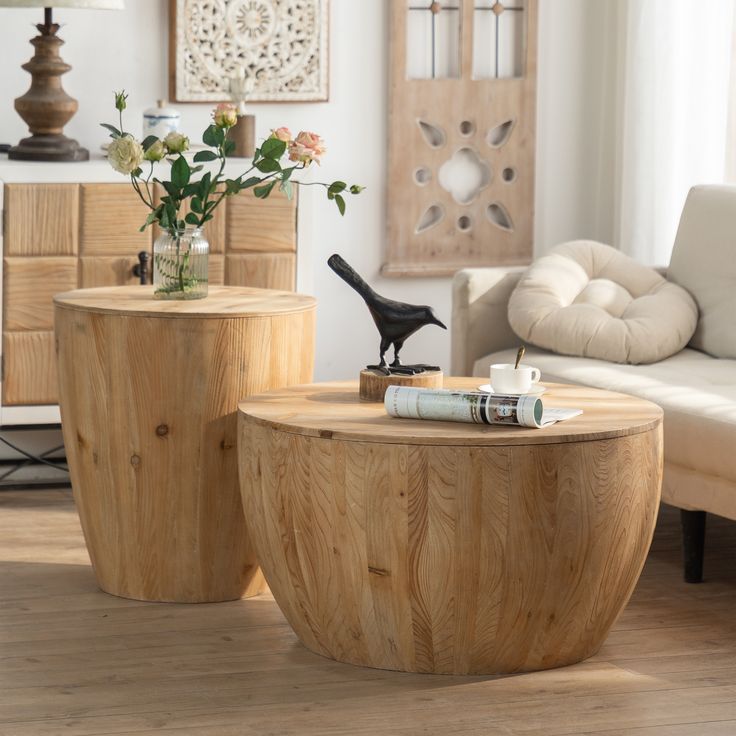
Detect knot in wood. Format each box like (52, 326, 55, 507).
(130, 454, 141, 467)
(156, 424, 169, 437)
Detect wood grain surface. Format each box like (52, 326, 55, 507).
(239, 383, 663, 674)
(54, 284, 315, 319)
(55, 286, 316, 603)
(4, 184, 79, 256)
(226, 188, 297, 253)
(79, 184, 152, 256)
(4, 256, 78, 331)
(359, 368, 443, 402)
(384, 1, 537, 276)
(2, 331, 57, 405)
(225, 253, 296, 292)
(3, 491, 736, 735)
(238, 379, 663, 446)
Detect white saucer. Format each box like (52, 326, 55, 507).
(478, 383, 546, 396)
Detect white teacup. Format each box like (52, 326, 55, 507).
(490, 363, 541, 394)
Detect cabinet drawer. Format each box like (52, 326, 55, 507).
(80, 256, 141, 287)
(209, 255, 224, 285)
(2, 331, 57, 405)
(226, 254, 295, 291)
(227, 189, 297, 253)
(80, 184, 151, 255)
(4, 257, 78, 331)
(4, 184, 79, 256)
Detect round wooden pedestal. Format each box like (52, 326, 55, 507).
(359, 369, 443, 402)
(55, 285, 316, 603)
(238, 380, 663, 674)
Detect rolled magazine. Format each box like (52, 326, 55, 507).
(385, 386, 543, 428)
(384, 387, 578, 429)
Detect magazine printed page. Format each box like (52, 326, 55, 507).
(384, 387, 583, 429)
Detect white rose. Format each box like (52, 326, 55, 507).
(107, 134, 144, 175)
(144, 139, 166, 162)
(164, 132, 189, 154)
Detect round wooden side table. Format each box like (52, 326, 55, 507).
(54, 285, 316, 603)
(238, 379, 663, 674)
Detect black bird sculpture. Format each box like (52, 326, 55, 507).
(328, 254, 447, 375)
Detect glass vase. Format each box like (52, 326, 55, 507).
(153, 226, 209, 300)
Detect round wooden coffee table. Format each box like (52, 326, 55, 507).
(238, 379, 663, 674)
(55, 285, 316, 603)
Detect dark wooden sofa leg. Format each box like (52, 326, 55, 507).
(681, 509, 706, 583)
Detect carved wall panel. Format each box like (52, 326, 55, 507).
(384, 0, 537, 277)
(170, 0, 329, 102)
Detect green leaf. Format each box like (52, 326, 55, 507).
(139, 209, 160, 232)
(202, 125, 219, 148)
(171, 156, 190, 189)
(198, 172, 212, 200)
(223, 138, 236, 157)
(202, 124, 225, 148)
(256, 158, 281, 173)
(100, 123, 122, 139)
(191, 196, 204, 214)
(335, 194, 346, 216)
(182, 183, 200, 198)
(161, 180, 179, 197)
(141, 135, 159, 151)
(240, 176, 262, 189)
(280, 179, 294, 200)
(225, 179, 241, 195)
(165, 202, 178, 226)
(260, 137, 287, 159)
(185, 212, 200, 225)
(254, 180, 277, 199)
(193, 150, 218, 163)
(328, 181, 347, 195)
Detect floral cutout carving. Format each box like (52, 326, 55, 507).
(172, 0, 329, 102)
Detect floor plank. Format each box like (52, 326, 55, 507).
(1, 491, 736, 735)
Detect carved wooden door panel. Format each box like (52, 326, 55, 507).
(384, 0, 537, 277)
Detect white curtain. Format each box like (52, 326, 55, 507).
(608, 0, 735, 265)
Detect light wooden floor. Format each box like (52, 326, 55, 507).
(2, 491, 736, 736)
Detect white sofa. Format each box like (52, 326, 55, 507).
(451, 185, 736, 583)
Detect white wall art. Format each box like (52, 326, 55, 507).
(170, 0, 329, 102)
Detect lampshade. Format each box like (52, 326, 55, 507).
(0, 0, 124, 8)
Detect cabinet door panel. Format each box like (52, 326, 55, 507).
(3, 331, 57, 405)
(226, 189, 297, 253)
(209, 255, 225, 285)
(80, 184, 151, 255)
(226, 254, 295, 291)
(80, 256, 140, 287)
(4, 257, 78, 331)
(4, 184, 79, 256)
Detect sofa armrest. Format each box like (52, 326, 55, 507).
(451, 267, 525, 376)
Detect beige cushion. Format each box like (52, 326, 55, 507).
(668, 185, 736, 359)
(508, 241, 698, 364)
(473, 347, 736, 489)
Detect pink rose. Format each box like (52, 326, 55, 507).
(213, 102, 238, 128)
(271, 127, 292, 143)
(288, 131, 326, 166)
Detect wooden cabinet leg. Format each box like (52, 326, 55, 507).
(681, 509, 706, 584)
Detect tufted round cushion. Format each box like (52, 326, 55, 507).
(508, 241, 698, 365)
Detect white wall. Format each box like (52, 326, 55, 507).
(0, 0, 607, 381)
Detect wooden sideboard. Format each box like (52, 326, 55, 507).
(0, 157, 298, 425)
